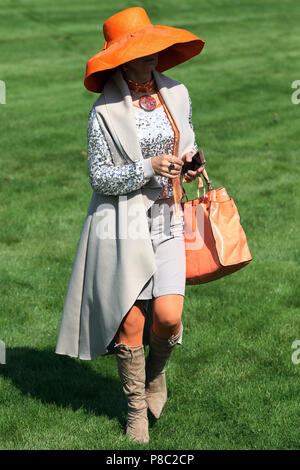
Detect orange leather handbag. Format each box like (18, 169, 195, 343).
(181, 168, 252, 285)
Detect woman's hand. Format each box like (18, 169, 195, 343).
(150, 154, 183, 178)
(181, 150, 205, 183)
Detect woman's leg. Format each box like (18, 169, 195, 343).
(114, 300, 149, 444)
(115, 293, 184, 344)
(152, 294, 184, 338)
(145, 294, 184, 419)
(115, 299, 146, 347)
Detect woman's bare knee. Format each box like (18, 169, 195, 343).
(118, 301, 145, 337)
(152, 294, 183, 337)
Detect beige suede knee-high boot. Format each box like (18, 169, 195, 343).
(114, 342, 149, 444)
(145, 326, 182, 419)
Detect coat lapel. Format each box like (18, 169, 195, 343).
(101, 68, 143, 163)
(152, 69, 182, 141)
(152, 69, 194, 158)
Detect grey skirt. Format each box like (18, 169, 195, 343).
(136, 195, 186, 302)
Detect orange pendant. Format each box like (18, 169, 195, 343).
(139, 95, 157, 111)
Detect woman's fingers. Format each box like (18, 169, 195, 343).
(161, 171, 181, 179)
(183, 164, 205, 183)
(151, 154, 184, 178)
(167, 156, 183, 168)
(197, 165, 205, 175)
(183, 175, 192, 182)
(181, 150, 194, 164)
(164, 155, 182, 177)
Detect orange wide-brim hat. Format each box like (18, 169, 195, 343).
(84, 7, 205, 93)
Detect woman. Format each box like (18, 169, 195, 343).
(55, 7, 205, 444)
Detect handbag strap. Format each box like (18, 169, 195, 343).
(197, 168, 213, 199)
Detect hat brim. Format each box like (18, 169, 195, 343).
(84, 24, 205, 92)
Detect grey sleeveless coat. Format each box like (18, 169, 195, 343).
(55, 68, 196, 360)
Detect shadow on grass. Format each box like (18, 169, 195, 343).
(0, 347, 127, 426)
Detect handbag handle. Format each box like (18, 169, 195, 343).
(182, 169, 213, 202)
(197, 168, 213, 198)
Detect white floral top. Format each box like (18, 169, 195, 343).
(87, 93, 198, 198)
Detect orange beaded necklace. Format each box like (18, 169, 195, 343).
(125, 77, 156, 93)
(125, 77, 158, 112)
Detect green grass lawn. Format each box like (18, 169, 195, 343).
(0, 0, 300, 450)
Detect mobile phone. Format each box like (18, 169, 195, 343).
(182, 149, 206, 174)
